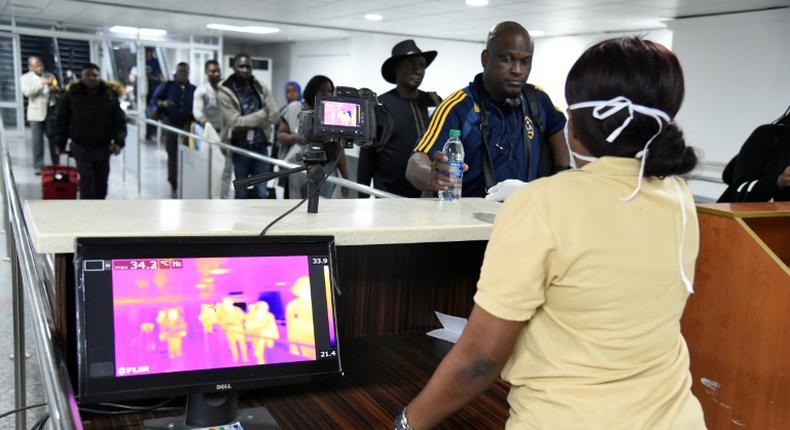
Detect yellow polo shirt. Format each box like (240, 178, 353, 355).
(474, 157, 706, 429)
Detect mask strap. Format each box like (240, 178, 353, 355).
(571, 151, 598, 163)
(671, 177, 694, 293)
(568, 97, 671, 201)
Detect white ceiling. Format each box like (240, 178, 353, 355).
(1, 0, 789, 43)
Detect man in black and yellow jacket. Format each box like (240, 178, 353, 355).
(406, 21, 570, 198)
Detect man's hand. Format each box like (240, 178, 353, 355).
(431, 152, 468, 192)
(340, 187, 349, 198)
(778, 166, 790, 189)
(42, 76, 53, 86)
(110, 143, 122, 155)
(158, 100, 175, 109)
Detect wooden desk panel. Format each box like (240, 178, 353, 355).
(682, 211, 790, 429)
(743, 217, 790, 266)
(81, 335, 511, 429)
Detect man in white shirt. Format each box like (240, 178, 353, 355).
(20, 56, 51, 173)
(193, 59, 232, 198)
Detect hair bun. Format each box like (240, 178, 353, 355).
(644, 122, 698, 177)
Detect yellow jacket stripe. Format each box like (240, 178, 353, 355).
(415, 90, 467, 153)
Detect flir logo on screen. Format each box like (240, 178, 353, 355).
(117, 366, 150, 376)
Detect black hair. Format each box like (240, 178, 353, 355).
(233, 52, 251, 64)
(204, 59, 219, 70)
(82, 63, 100, 72)
(302, 75, 334, 109)
(565, 37, 697, 177)
(176, 62, 188, 69)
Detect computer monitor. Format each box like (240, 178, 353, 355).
(74, 236, 342, 429)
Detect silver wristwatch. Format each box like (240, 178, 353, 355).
(394, 408, 415, 430)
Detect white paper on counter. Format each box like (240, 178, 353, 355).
(426, 311, 468, 343)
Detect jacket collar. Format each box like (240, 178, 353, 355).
(72, 81, 109, 95)
(222, 74, 261, 92)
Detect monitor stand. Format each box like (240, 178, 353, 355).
(143, 390, 281, 430)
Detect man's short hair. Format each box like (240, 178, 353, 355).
(204, 59, 219, 70)
(177, 62, 189, 69)
(233, 52, 251, 64)
(82, 63, 100, 72)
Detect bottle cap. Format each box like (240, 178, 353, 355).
(449, 129, 460, 138)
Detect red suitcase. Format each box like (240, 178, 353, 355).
(42, 164, 79, 199)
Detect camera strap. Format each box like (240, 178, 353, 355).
(470, 85, 496, 191)
(472, 85, 544, 190)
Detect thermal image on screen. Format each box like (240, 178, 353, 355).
(111, 256, 318, 377)
(322, 101, 358, 127)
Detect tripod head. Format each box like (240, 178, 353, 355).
(232, 142, 331, 213)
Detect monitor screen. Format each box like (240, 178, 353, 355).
(321, 100, 360, 127)
(75, 236, 342, 404)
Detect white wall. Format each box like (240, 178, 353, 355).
(530, 29, 673, 111)
(233, 34, 485, 107)
(669, 9, 790, 162)
(668, 8, 790, 199)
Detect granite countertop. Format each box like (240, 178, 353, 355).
(24, 198, 502, 254)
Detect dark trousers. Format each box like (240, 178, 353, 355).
(30, 121, 45, 169)
(71, 143, 111, 200)
(233, 144, 272, 199)
(164, 121, 190, 191)
(45, 133, 59, 165)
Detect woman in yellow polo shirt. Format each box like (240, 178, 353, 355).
(398, 38, 706, 429)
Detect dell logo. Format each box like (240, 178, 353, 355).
(216, 384, 232, 391)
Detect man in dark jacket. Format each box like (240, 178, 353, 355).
(149, 62, 196, 197)
(55, 63, 126, 199)
(357, 40, 441, 198)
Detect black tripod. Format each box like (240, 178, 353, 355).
(233, 143, 330, 214)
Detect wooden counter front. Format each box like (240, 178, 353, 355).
(682, 203, 790, 429)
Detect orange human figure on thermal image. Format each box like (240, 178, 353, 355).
(245, 301, 280, 365)
(156, 307, 187, 359)
(286, 277, 316, 359)
(216, 297, 249, 363)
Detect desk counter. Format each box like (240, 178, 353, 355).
(24, 198, 501, 254)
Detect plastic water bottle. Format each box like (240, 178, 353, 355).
(438, 129, 464, 201)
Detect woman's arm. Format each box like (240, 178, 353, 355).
(276, 119, 301, 146)
(404, 305, 524, 429)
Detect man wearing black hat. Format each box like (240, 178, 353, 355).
(357, 40, 441, 198)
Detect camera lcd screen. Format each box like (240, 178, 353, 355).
(321, 100, 360, 127)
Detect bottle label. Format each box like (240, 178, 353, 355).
(447, 160, 463, 181)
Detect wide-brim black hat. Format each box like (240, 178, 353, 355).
(381, 39, 437, 84)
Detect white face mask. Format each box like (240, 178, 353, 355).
(567, 96, 693, 293)
(562, 121, 579, 169)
